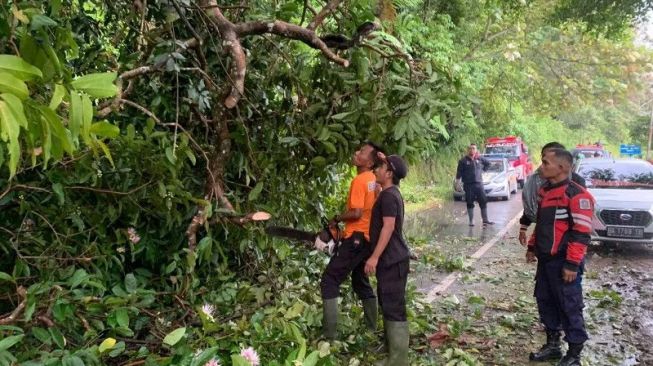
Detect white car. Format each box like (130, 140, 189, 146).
(575, 158, 653, 244)
(453, 157, 518, 201)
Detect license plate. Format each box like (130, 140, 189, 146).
(606, 226, 645, 238)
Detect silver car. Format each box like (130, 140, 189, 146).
(453, 157, 518, 201)
(575, 158, 653, 244)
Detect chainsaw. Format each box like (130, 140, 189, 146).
(265, 222, 341, 256)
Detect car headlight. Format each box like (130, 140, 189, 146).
(592, 205, 605, 230)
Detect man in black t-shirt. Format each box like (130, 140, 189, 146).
(365, 153, 410, 366)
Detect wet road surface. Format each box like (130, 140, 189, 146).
(406, 193, 653, 365)
(405, 194, 524, 294)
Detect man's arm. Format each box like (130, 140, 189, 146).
(455, 159, 463, 180)
(333, 177, 366, 225)
(364, 217, 395, 275)
(521, 174, 541, 223)
(335, 208, 362, 222)
(481, 157, 491, 171)
(565, 193, 593, 273)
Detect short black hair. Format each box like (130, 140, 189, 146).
(364, 141, 385, 168)
(546, 148, 573, 167)
(541, 142, 566, 154)
(391, 174, 401, 185)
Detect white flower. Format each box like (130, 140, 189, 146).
(127, 227, 141, 244)
(240, 347, 260, 366)
(503, 43, 521, 62)
(201, 303, 216, 322)
(204, 359, 221, 366)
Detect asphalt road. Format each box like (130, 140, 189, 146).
(406, 192, 653, 365)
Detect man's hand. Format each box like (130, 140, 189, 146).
(519, 230, 527, 246)
(454, 179, 463, 192)
(328, 215, 340, 227)
(562, 268, 578, 283)
(526, 251, 537, 263)
(364, 256, 379, 275)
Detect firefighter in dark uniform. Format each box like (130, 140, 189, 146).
(456, 143, 494, 226)
(527, 148, 592, 366)
(364, 153, 410, 366)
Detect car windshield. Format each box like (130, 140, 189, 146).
(485, 144, 519, 158)
(573, 149, 606, 158)
(486, 160, 504, 173)
(578, 160, 653, 189)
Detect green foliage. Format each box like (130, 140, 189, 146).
(551, 0, 653, 38)
(588, 289, 624, 308)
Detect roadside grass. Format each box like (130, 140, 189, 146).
(402, 159, 456, 213)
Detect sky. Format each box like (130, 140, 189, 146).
(635, 11, 653, 48)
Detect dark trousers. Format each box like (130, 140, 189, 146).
(534, 258, 588, 344)
(464, 182, 487, 209)
(320, 233, 375, 300)
(377, 259, 409, 321)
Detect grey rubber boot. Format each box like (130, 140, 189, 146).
(362, 298, 378, 331)
(481, 208, 494, 225)
(467, 209, 474, 226)
(322, 298, 338, 340)
(375, 321, 409, 366)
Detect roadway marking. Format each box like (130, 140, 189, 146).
(423, 211, 522, 303)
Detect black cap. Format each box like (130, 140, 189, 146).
(386, 155, 408, 180)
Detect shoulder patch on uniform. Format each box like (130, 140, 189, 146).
(367, 181, 377, 192)
(579, 198, 591, 210)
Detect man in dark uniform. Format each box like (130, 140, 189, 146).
(364, 153, 410, 366)
(527, 148, 592, 366)
(519, 142, 586, 246)
(320, 142, 383, 340)
(456, 143, 494, 226)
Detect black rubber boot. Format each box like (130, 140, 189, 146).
(362, 298, 378, 331)
(557, 343, 583, 366)
(529, 330, 562, 361)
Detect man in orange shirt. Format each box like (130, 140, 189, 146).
(320, 141, 383, 340)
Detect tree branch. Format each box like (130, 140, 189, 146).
(202, 1, 244, 109)
(203, 0, 349, 109)
(235, 21, 349, 67)
(463, 27, 513, 61)
(0, 286, 27, 325)
(307, 0, 343, 31)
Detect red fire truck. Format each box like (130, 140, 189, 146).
(484, 136, 533, 188)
